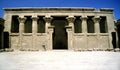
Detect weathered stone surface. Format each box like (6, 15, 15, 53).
(10, 35, 20, 50)
(87, 35, 98, 49)
(36, 34, 47, 51)
(99, 35, 109, 49)
(74, 35, 87, 50)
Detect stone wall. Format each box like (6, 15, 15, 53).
(73, 34, 109, 50)
(10, 34, 19, 50)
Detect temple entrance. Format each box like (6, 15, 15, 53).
(52, 17, 68, 49)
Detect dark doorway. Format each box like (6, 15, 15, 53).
(4, 32, 9, 48)
(0, 27, 4, 49)
(52, 17, 68, 49)
(111, 32, 116, 49)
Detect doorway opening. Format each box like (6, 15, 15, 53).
(52, 17, 68, 49)
(111, 32, 116, 49)
(4, 32, 9, 48)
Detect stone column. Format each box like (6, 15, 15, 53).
(93, 17, 101, 49)
(43, 17, 53, 33)
(94, 16, 100, 33)
(47, 26, 54, 50)
(66, 17, 75, 32)
(80, 16, 88, 49)
(66, 17, 75, 50)
(31, 17, 38, 50)
(31, 17, 39, 34)
(80, 16, 88, 33)
(18, 17, 26, 34)
(43, 17, 53, 50)
(18, 17, 26, 49)
(65, 26, 73, 50)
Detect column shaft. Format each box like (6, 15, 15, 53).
(43, 17, 53, 50)
(94, 17, 100, 33)
(66, 26, 73, 50)
(80, 16, 88, 48)
(66, 17, 75, 50)
(18, 17, 26, 49)
(18, 17, 26, 33)
(81, 17, 87, 33)
(31, 17, 38, 50)
(32, 17, 38, 34)
(93, 17, 100, 49)
(43, 17, 53, 33)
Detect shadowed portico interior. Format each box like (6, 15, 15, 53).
(52, 17, 68, 49)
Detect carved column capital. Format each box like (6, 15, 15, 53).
(43, 17, 53, 23)
(18, 17, 26, 23)
(31, 17, 39, 21)
(93, 16, 101, 23)
(80, 17, 88, 21)
(94, 16, 101, 33)
(66, 17, 75, 32)
(66, 17, 75, 23)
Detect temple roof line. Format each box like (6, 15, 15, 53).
(3, 7, 114, 12)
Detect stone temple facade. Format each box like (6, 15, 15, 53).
(3, 8, 115, 51)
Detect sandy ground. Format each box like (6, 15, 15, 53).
(0, 51, 120, 70)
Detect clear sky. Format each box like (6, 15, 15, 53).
(0, 0, 120, 20)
